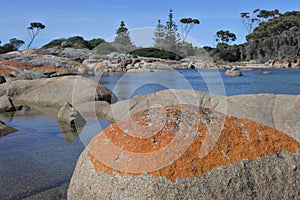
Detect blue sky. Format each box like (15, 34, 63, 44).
(0, 0, 299, 48)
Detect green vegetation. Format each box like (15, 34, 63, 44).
(240, 9, 280, 34)
(129, 48, 183, 60)
(42, 36, 105, 50)
(0, 43, 14, 54)
(246, 11, 300, 41)
(206, 10, 300, 62)
(0, 38, 25, 53)
(215, 30, 237, 44)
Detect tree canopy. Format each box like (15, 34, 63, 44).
(215, 30, 237, 44)
(180, 17, 200, 42)
(9, 38, 25, 50)
(27, 22, 46, 49)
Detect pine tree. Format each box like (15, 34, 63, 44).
(153, 19, 165, 49)
(164, 9, 180, 51)
(113, 21, 134, 53)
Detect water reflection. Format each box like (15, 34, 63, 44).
(0, 111, 15, 122)
(57, 121, 86, 144)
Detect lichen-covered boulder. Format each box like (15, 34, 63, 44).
(68, 104, 300, 199)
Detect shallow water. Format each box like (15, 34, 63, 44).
(0, 112, 110, 199)
(0, 68, 299, 199)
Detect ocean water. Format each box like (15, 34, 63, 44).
(97, 68, 300, 100)
(0, 68, 299, 199)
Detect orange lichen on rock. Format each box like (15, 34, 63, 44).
(87, 104, 300, 182)
(0, 60, 64, 71)
(0, 65, 14, 74)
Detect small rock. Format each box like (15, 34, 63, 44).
(0, 95, 16, 113)
(0, 120, 17, 137)
(262, 71, 272, 74)
(57, 102, 86, 128)
(225, 68, 243, 76)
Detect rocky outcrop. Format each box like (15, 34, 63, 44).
(0, 51, 87, 79)
(0, 76, 117, 108)
(68, 104, 300, 199)
(0, 95, 16, 112)
(0, 120, 17, 137)
(60, 48, 93, 62)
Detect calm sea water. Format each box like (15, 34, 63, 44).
(97, 68, 300, 100)
(0, 68, 299, 199)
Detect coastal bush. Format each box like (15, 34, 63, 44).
(0, 43, 14, 54)
(65, 36, 89, 49)
(87, 38, 105, 50)
(42, 36, 106, 50)
(129, 48, 183, 60)
(42, 38, 66, 49)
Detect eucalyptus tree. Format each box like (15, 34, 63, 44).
(27, 22, 46, 49)
(9, 38, 25, 50)
(180, 17, 200, 42)
(240, 9, 260, 34)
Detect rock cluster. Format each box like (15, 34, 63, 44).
(68, 104, 300, 199)
(0, 76, 117, 108)
(0, 50, 87, 80)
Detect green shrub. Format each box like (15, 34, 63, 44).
(42, 38, 66, 49)
(129, 48, 183, 60)
(87, 38, 105, 50)
(0, 43, 14, 54)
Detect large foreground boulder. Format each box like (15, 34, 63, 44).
(68, 104, 300, 199)
(0, 76, 117, 108)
